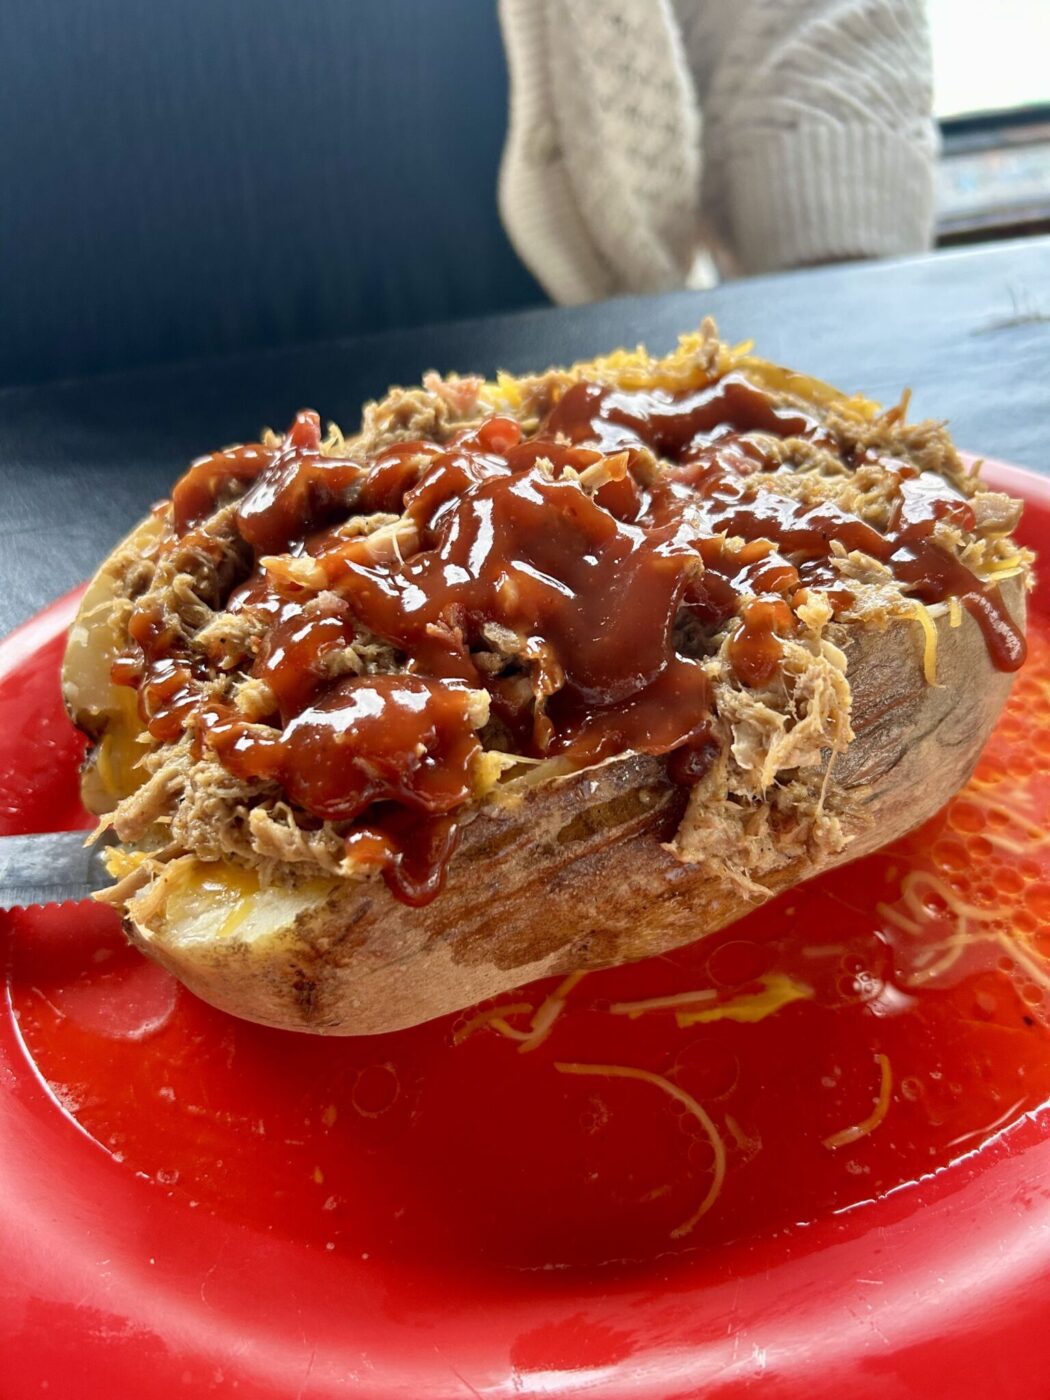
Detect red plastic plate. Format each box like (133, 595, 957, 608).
(2, 461, 1049, 1398)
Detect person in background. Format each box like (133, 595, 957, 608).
(498, 0, 937, 301)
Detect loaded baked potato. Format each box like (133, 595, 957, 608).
(62, 323, 1030, 1033)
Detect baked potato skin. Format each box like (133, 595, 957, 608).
(62, 548, 1023, 1035)
(64, 515, 167, 732)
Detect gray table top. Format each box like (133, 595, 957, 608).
(1, 237, 1048, 640)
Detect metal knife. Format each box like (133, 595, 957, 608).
(0, 830, 116, 910)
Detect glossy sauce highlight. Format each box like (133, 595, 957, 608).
(113, 376, 1025, 902)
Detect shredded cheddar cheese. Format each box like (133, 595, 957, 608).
(910, 601, 940, 686)
(963, 791, 1048, 856)
(900, 869, 995, 926)
(823, 1053, 893, 1151)
(452, 1001, 534, 1046)
(978, 551, 1029, 579)
(610, 974, 811, 1028)
(996, 931, 1050, 997)
(102, 846, 147, 880)
(453, 972, 589, 1051)
(517, 971, 589, 1054)
(555, 1061, 727, 1236)
(675, 974, 813, 1028)
(981, 566, 1028, 584)
(609, 989, 719, 1019)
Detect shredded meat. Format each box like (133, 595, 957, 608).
(825, 404, 966, 486)
(194, 608, 267, 670)
(971, 490, 1022, 536)
(672, 590, 853, 891)
(248, 804, 349, 879)
(167, 751, 275, 866)
(233, 676, 277, 719)
(668, 749, 848, 901)
(93, 322, 1031, 899)
(422, 371, 484, 418)
(111, 760, 185, 843)
(356, 381, 488, 455)
(716, 639, 851, 795)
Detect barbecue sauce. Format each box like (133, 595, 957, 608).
(113, 373, 1026, 903)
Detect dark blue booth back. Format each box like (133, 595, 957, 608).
(0, 0, 544, 385)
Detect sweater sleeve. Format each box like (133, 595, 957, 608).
(683, 0, 938, 273)
(498, 0, 708, 304)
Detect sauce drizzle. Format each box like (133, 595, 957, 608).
(114, 374, 1026, 902)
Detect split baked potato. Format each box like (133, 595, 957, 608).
(62, 324, 1030, 1033)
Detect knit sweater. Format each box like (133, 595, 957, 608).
(498, 0, 938, 303)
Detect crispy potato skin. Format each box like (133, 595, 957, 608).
(62, 531, 1024, 1034)
(63, 515, 167, 735)
(63, 515, 168, 812)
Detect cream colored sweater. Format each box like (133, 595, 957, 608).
(498, 0, 937, 302)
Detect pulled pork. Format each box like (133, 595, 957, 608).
(90, 321, 1031, 900)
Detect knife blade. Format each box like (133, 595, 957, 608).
(0, 829, 115, 910)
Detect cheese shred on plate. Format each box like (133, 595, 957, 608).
(554, 1061, 727, 1236)
(823, 1052, 893, 1151)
